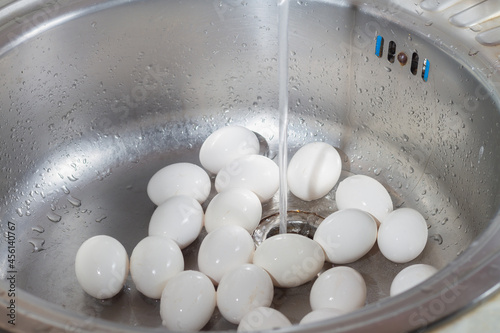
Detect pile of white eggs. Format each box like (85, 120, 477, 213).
(74, 125, 438, 332)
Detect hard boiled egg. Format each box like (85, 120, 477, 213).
(147, 162, 211, 206)
(75, 235, 129, 299)
(253, 233, 325, 288)
(197, 225, 255, 285)
(237, 307, 292, 332)
(390, 264, 438, 296)
(217, 264, 274, 324)
(129, 236, 184, 299)
(160, 270, 216, 332)
(313, 209, 377, 264)
(287, 142, 342, 201)
(148, 195, 204, 249)
(377, 208, 428, 263)
(335, 174, 393, 222)
(199, 125, 260, 174)
(215, 155, 279, 202)
(310, 266, 366, 312)
(204, 188, 262, 234)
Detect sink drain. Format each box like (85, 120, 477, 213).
(253, 211, 324, 246)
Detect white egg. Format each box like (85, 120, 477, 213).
(300, 308, 345, 325)
(199, 125, 260, 174)
(335, 174, 393, 222)
(287, 142, 342, 201)
(197, 225, 255, 285)
(377, 208, 428, 263)
(310, 266, 366, 312)
(253, 233, 325, 288)
(390, 264, 438, 296)
(237, 307, 292, 332)
(75, 235, 129, 299)
(217, 264, 274, 324)
(215, 155, 279, 202)
(148, 195, 204, 249)
(147, 162, 211, 206)
(129, 236, 184, 299)
(160, 270, 216, 332)
(205, 188, 262, 233)
(313, 209, 377, 264)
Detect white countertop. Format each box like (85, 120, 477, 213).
(428, 290, 500, 332)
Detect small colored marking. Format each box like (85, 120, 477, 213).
(375, 35, 383, 57)
(422, 59, 430, 82)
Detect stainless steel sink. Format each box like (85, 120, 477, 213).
(0, 0, 499, 332)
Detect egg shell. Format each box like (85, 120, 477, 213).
(377, 208, 428, 263)
(199, 125, 260, 174)
(148, 195, 204, 249)
(160, 270, 216, 332)
(335, 174, 393, 222)
(215, 155, 279, 202)
(147, 162, 211, 206)
(75, 235, 129, 299)
(205, 188, 262, 234)
(313, 209, 378, 264)
(198, 225, 255, 285)
(390, 264, 438, 296)
(300, 308, 345, 325)
(287, 142, 342, 201)
(237, 307, 292, 332)
(130, 236, 184, 299)
(253, 233, 325, 288)
(310, 266, 366, 312)
(217, 264, 274, 324)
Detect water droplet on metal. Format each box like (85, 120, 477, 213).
(32, 225, 45, 233)
(15, 208, 23, 217)
(28, 238, 45, 252)
(468, 48, 479, 56)
(67, 195, 82, 207)
(62, 185, 70, 194)
(67, 174, 79, 182)
(47, 212, 62, 222)
(430, 234, 443, 245)
(95, 215, 107, 223)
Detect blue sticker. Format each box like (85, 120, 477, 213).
(375, 35, 383, 57)
(423, 59, 430, 82)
